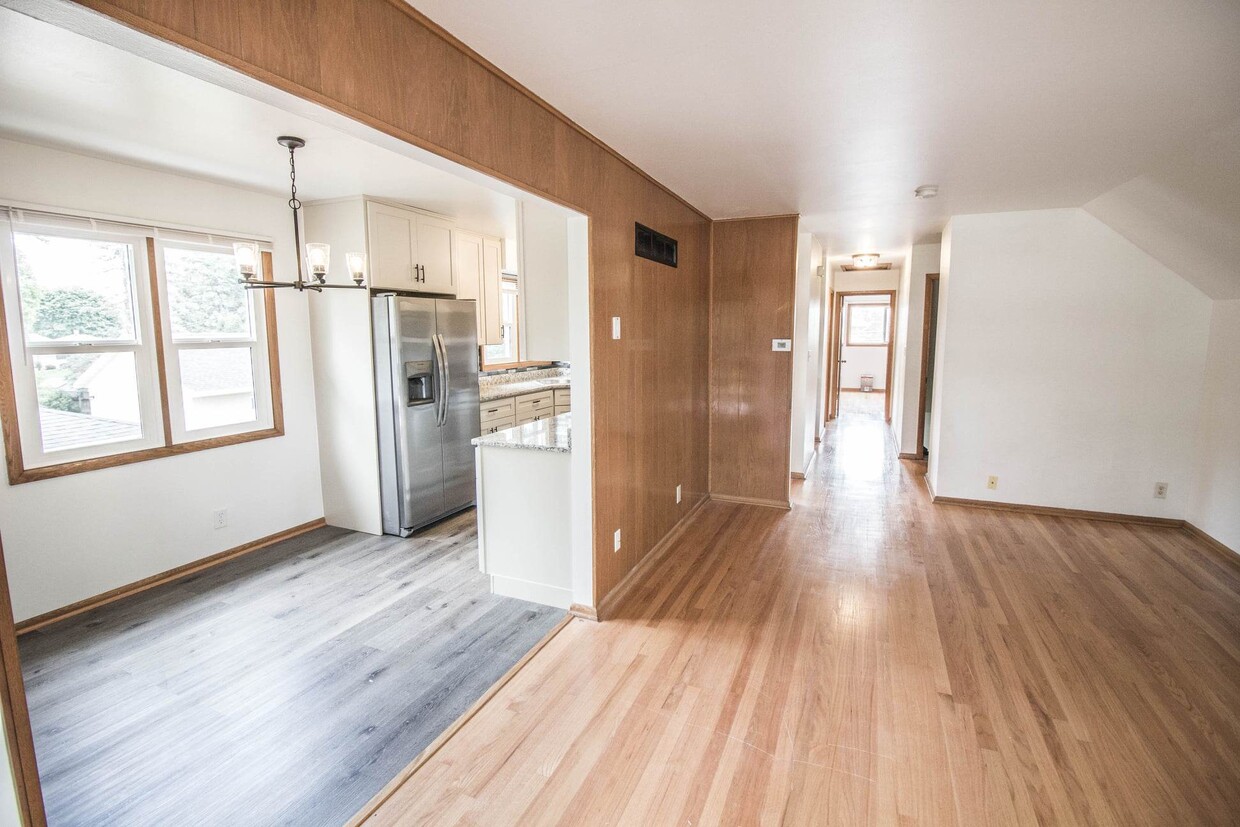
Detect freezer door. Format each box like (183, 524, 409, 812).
(435, 299, 481, 513)
(386, 296, 446, 531)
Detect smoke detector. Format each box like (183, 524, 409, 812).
(914, 184, 939, 200)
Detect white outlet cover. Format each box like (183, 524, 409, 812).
(676, 484, 682, 504)
(771, 338, 792, 351)
(611, 317, 621, 339)
(613, 528, 622, 551)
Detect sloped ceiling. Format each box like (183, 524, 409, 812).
(1084, 118, 1240, 300)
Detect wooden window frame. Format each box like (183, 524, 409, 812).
(844, 301, 892, 347)
(481, 274, 554, 372)
(0, 235, 283, 485)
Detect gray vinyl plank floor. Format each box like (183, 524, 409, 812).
(18, 511, 564, 827)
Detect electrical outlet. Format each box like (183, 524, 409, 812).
(986, 476, 998, 490)
(676, 484, 682, 504)
(613, 529, 622, 552)
(213, 508, 228, 529)
(611, 317, 621, 339)
(1154, 482, 1168, 499)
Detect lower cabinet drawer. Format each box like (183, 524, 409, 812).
(554, 405, 570, 416)
(515, 390, 554, 417)
(481, 416, 516, 435)
(480, 397, 516, 424)
(554, 388, 571, 407)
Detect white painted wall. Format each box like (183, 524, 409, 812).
(833, 268, 900, 293)
(840, 345, 888, 389)
(927, 208, 1211, 518)
(0, 139, 323, 621)
(888, 254, 912, 440)
(566, 215, 594, 607)
(1190, 299, 1240, 552)
(0, 724, 19, 827)
(894, 243, 941, 453)
(788, 233, 825, 475)
(519, 200, 570, 362)
(814, 250, 833, 439)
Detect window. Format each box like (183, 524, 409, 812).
(0, 209, 281, 483)
(482, 275, 520, 366)
(846, 302, 891, 346)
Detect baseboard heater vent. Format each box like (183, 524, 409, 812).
(635, 223, 678, 268)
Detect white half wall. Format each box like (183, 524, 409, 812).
(1190, 299, 1240, 552)
(0, 138, 324, 621)
(927, 208, 1211, 518)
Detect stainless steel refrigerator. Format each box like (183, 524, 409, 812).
(373, 295, 481, 536)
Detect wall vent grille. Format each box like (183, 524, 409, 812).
(635, 223, 678, 267)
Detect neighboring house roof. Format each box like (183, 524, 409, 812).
(39, 407, 140, 453)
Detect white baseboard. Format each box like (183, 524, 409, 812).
(490, 574, 572, 610)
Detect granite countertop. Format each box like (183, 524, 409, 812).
(478, 378, 570, 403)
(472, 412, 571, 453)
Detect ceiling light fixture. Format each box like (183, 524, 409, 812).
(851, 252, 881, 269)
(235, 136, 367, 292)
(914, 184, 939, 200)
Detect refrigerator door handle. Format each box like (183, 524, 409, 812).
(432, 333, 447, 426)
(436, 333, 451, 426)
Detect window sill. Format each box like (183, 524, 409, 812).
(6, 426, 284, 485)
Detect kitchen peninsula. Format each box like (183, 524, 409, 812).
(473, 412, 573, 608)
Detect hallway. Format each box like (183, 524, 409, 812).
(358, 414, 1240, 825)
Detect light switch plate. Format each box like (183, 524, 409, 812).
(613, 528, 622, 552)
(675, 484, 682, 504)
(772, 339, 792, 352)
(611, 317, 621, 339)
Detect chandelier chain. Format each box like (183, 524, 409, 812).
(288, 145, 300, 212)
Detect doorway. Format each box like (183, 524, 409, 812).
(915, 274, 941, 459)
(828, 290, 897, 423)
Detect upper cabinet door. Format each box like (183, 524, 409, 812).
(481, 237, 504, 345)
(416, 216, 455, 294)
(367, 202, 418, 290)
(453, 230, 485, 343)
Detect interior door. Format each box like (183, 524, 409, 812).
(416, 216, 455, 294)
(368, 202, 417, 290)
(393, 296, 446, 529)
(435, 299, 481, 512)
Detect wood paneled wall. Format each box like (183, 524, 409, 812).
(709, 216, 799, 507)
(66, 0, 710, 606)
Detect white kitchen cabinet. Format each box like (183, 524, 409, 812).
(453, 230, 504, 345)
(481, 237, 503, 344)
(367, 201, 454, 293)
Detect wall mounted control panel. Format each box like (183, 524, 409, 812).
(771, 339, 792, 351)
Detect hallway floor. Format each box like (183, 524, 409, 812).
(838, 389, 886, 420)
(360, 411, 1240, 825)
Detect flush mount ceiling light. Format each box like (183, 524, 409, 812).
(851, 252, 881, 269)
(234, 136, 367, 293)
(914, 184, 939, 200)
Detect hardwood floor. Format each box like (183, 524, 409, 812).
(838, 389, 886, 420)
(18, 511, 564, 827)
(359, 411, 1240, 825)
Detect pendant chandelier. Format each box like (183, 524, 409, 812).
(233, 136, 367, 292)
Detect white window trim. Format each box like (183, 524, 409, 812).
(0, 221, 166, 468)
(153, 239, 274, 443)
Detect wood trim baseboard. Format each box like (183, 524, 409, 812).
(15, 518, 328, 635)
(929, 494, 1183, 528)
(568, 602, 598, 622)
(344, 613, 574, 827)
(1183, 522, 1240, 569)
(898, 452, 925, 461)
(790, 471, 806, 480)
(596, 495, 709, 621)
(710, 492, 792, 510)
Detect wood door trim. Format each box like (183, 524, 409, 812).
(0, 537, 46, 826)
(344, 613, 574, 827)
(14, 518, 326, 635)
(833, 291, 897, 422)
(915, 274, 940, 459)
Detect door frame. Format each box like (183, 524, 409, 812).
(915, 274, 940, 459)
(0, 536, 45, 826)
(828, 290, 897, 422)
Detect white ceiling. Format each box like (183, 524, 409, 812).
(0, 6, 519, 239)
(409, 0, 1240, 264)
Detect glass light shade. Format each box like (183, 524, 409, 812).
(852, 253, 880, 269)
(305, 242, 330, 282)
(346, 251, 367, 286)
(232, 241, 260, 280)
